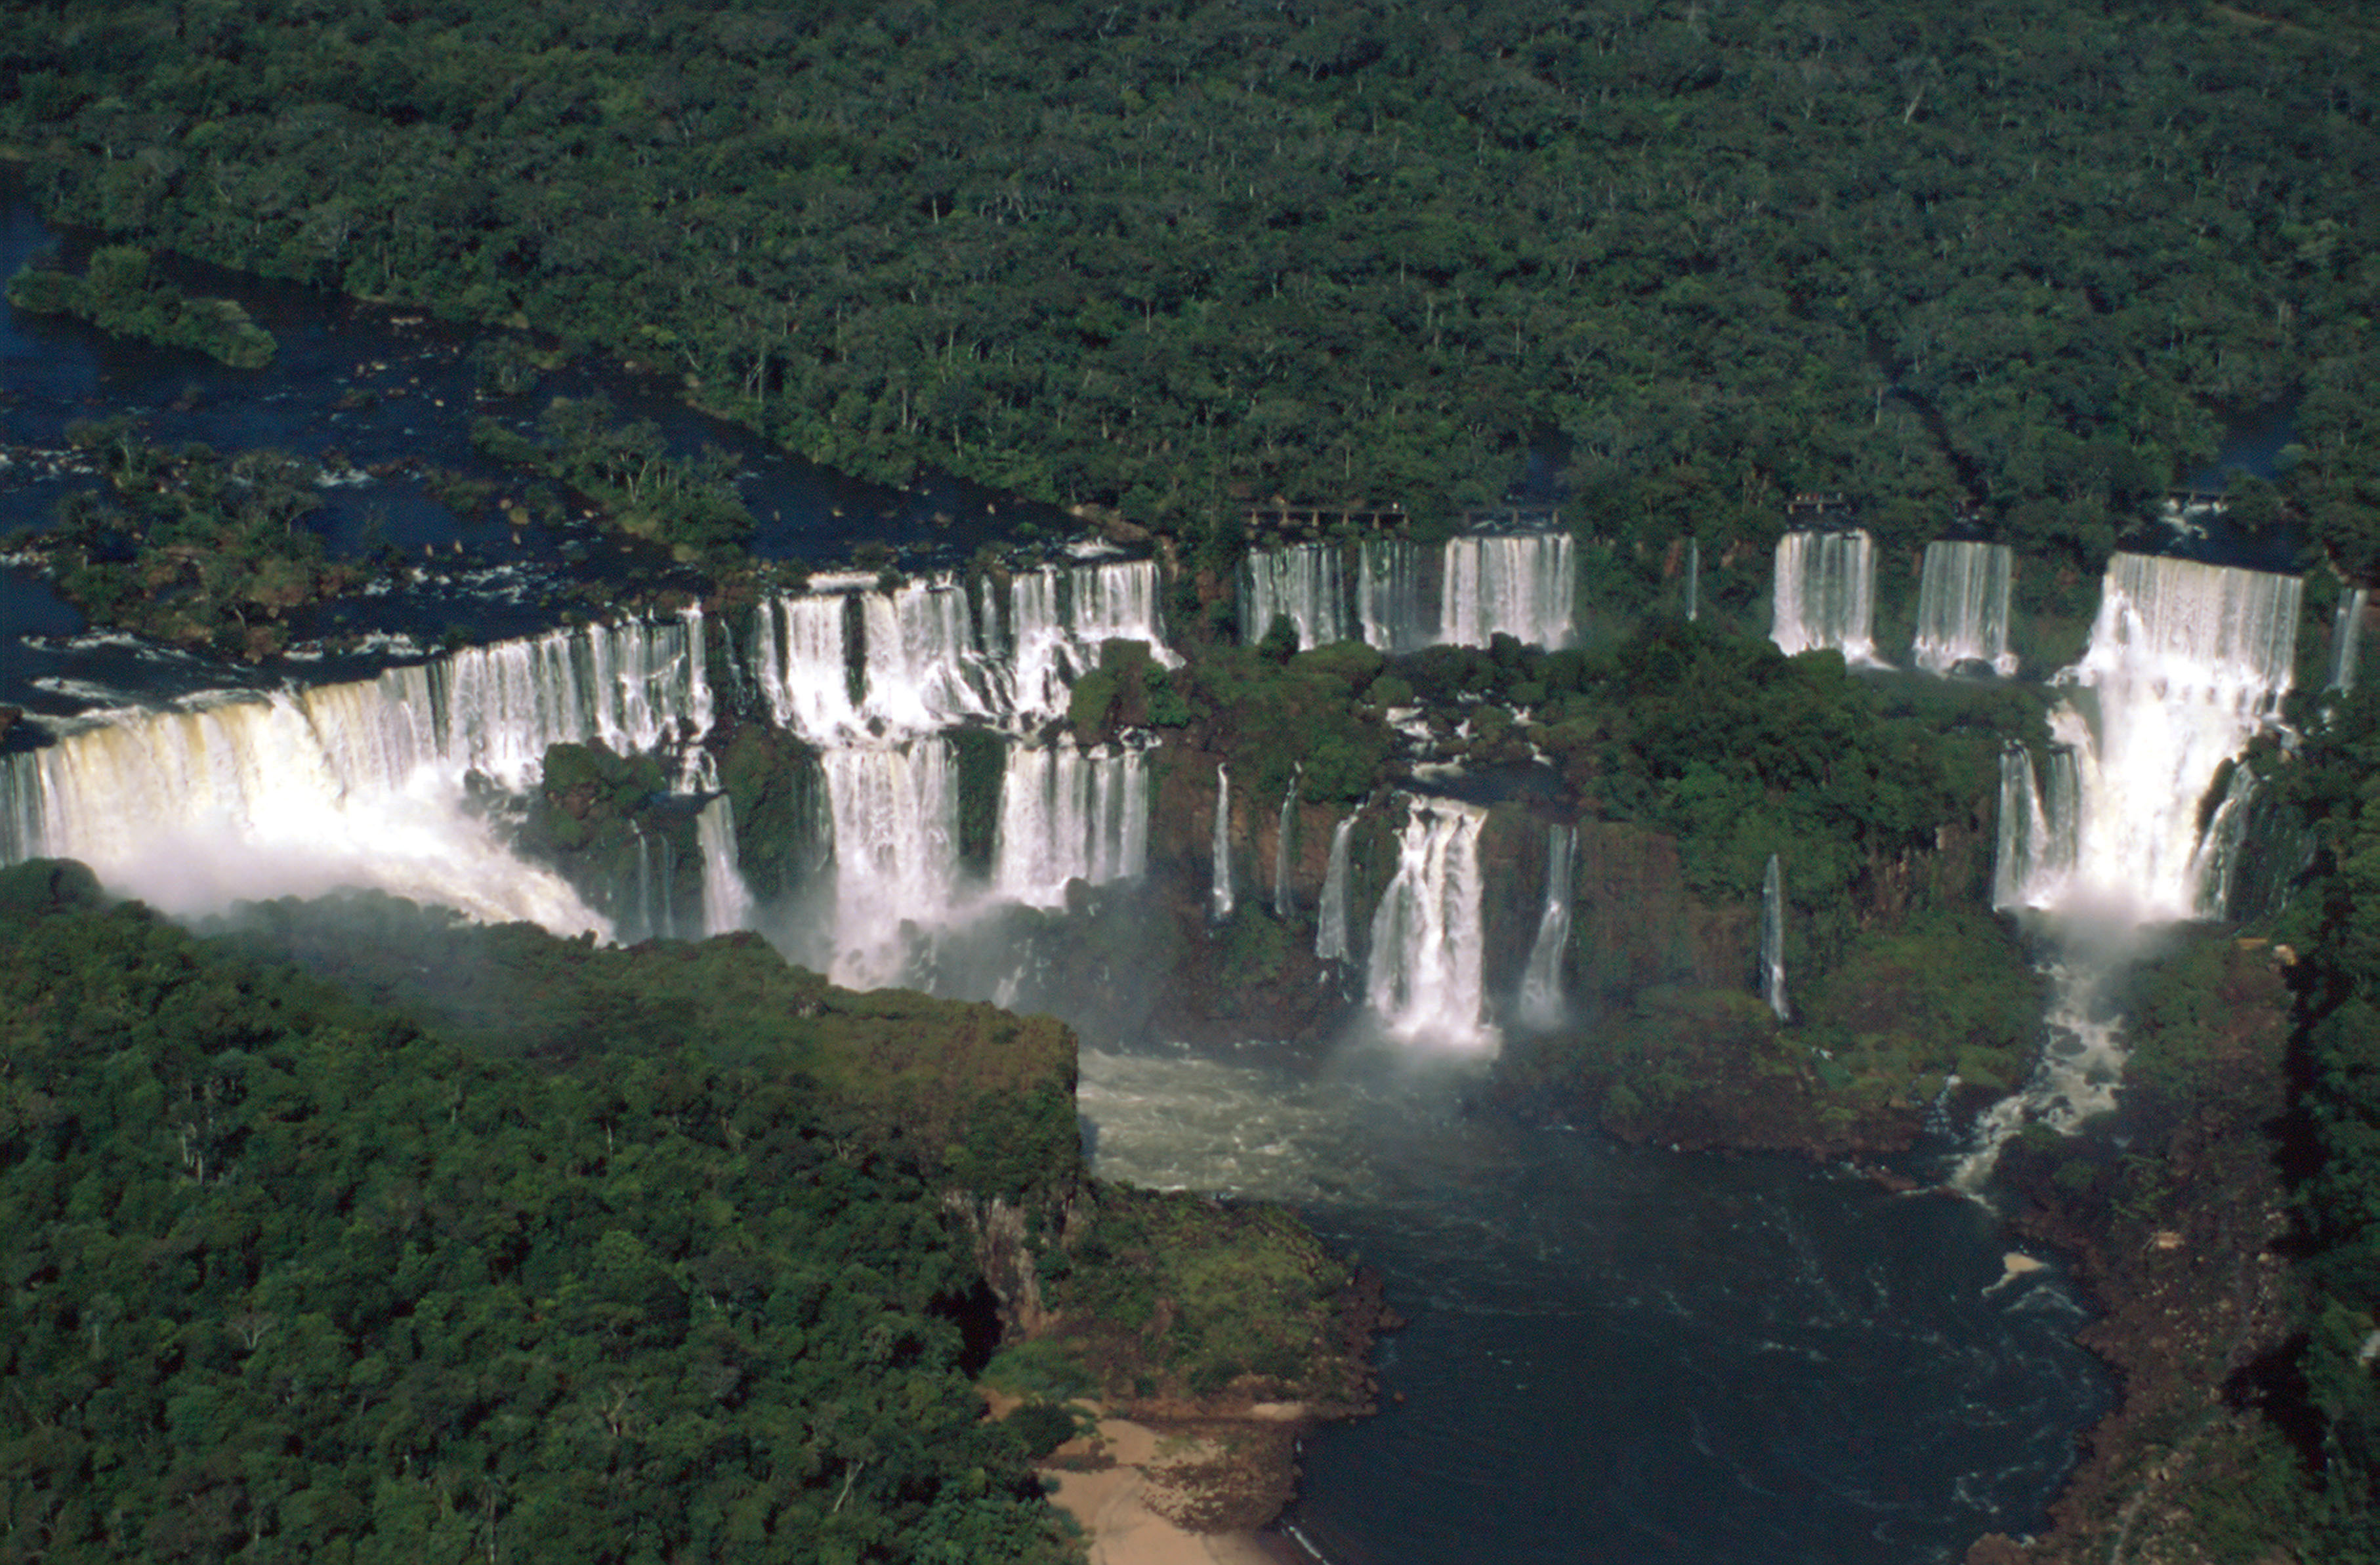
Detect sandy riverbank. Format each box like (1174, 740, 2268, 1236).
(1042, 1415, 1306, 1565)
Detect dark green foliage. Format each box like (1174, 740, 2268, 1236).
(1218, 903, 1291, 990)
(1188, 642, 1392, 804)
(514, 740, 699, 932)
(7, 3, 2371, 559)
(0, 865, 1081, 1565)
(2228, 685, 2380, 1545)
(1002, 1402, 1083, 1461)
(466, 396, 753, 566)
(211, 889, 1080, 1194)
(1793, 908, 2042, 1104)
(1039, 1187, 1368, 1408)
(8, 245, 276, 367)
(12, 426, 353, 656)
(950, 727, 1010, 877)
(717, 721, 829, 904)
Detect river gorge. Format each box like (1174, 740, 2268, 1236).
(2, 179, 2345, 1563)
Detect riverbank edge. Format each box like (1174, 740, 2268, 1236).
(1495, 938, 2303, 1564)
(1960, 942, 2303, 1562)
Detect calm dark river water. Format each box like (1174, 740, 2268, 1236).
(1081, 1046, 2108, 1565)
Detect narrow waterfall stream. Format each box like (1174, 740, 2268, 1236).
(1210, 762, 1235, 921)
(1516, 823, 1574, 1028)
(1760, 852, 1788, 1022)
(1316, 814, 1356, 965)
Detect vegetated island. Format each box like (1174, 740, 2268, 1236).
(0, 859, 1388, 1564)
(7, 243, 276, 368)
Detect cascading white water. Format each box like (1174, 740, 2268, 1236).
(1066, 558, 1173, 661)
(1771, 530, 1879, 664)
(1759, 854, 1787, 1021)
(1273, 767, 1301, 917)
(860, 579, 1000, 734)
(2190, 762, 2260, 921)
(633, 829, 675, 942)
(1440, 533, 1576, 650)
(1242, 543, 1350, 650)
(991, 743, 1149, 908)
(2330, 586, 2368, 694)
(1210, 764, 1234, 921)
(696, 794, 755, 937)
(753, 558, 1171, 745)
(1007, 558, 1176, 720)
(1316, 815, 1356, 963)
(1967, 554, 2303, 1179)
(3, 691, 608, 930)
(0, 611, 719, 930)
(820, 740, 959, 987)
(1366, 795, 1496, 1052)
(1356, 538, 1434, 654)
(1992, 745, 2079, 912)
(753, 593, 864, 740)
(2034, 554, 2300, 923)
(1516, 824, 1574, 1028)
(1912, 541, 2016, 677)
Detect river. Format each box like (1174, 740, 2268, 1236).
(0, 179, 2112, 1562)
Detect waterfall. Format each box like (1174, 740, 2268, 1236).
(1242, 543, 1350, 650)
(991, 742, 1149, 908)
(2188, 762, 2261, 922)
(1365, 796, 1496, 1051)
(1066, 558, 1173, 658)
(1686, 537, 1700, 623)
(0, 612, 722, 930)
(696, 794, 754, 936)
(1356, 538, 1434, 654)
(1912, 541, 2016, 677)
(858, 579, 1000, 734)
(753, 593, 865, 740)
(1965, 554, 2302, 1178)
(1210, 764, 1234, 921)
(1759, 854, 1787, 1021)
(752, 559, 1168, 743)
(1770, 530, 1879, 663)
(2042, 554, 2300, 922)
(1008, 558, 1175, 719)
(1273, 767, 1301, 917)
(821, 740, 959, 987)
(1516, 824, 1574, 1028)
(2331, 586, 2368, 694)
(1440, 533, 1576, 650)
(5, 692, 633, 930)
(1316, 816, 1356, 963)
(1992, 745, 2079, 911)
(631, 829, 663, 942)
